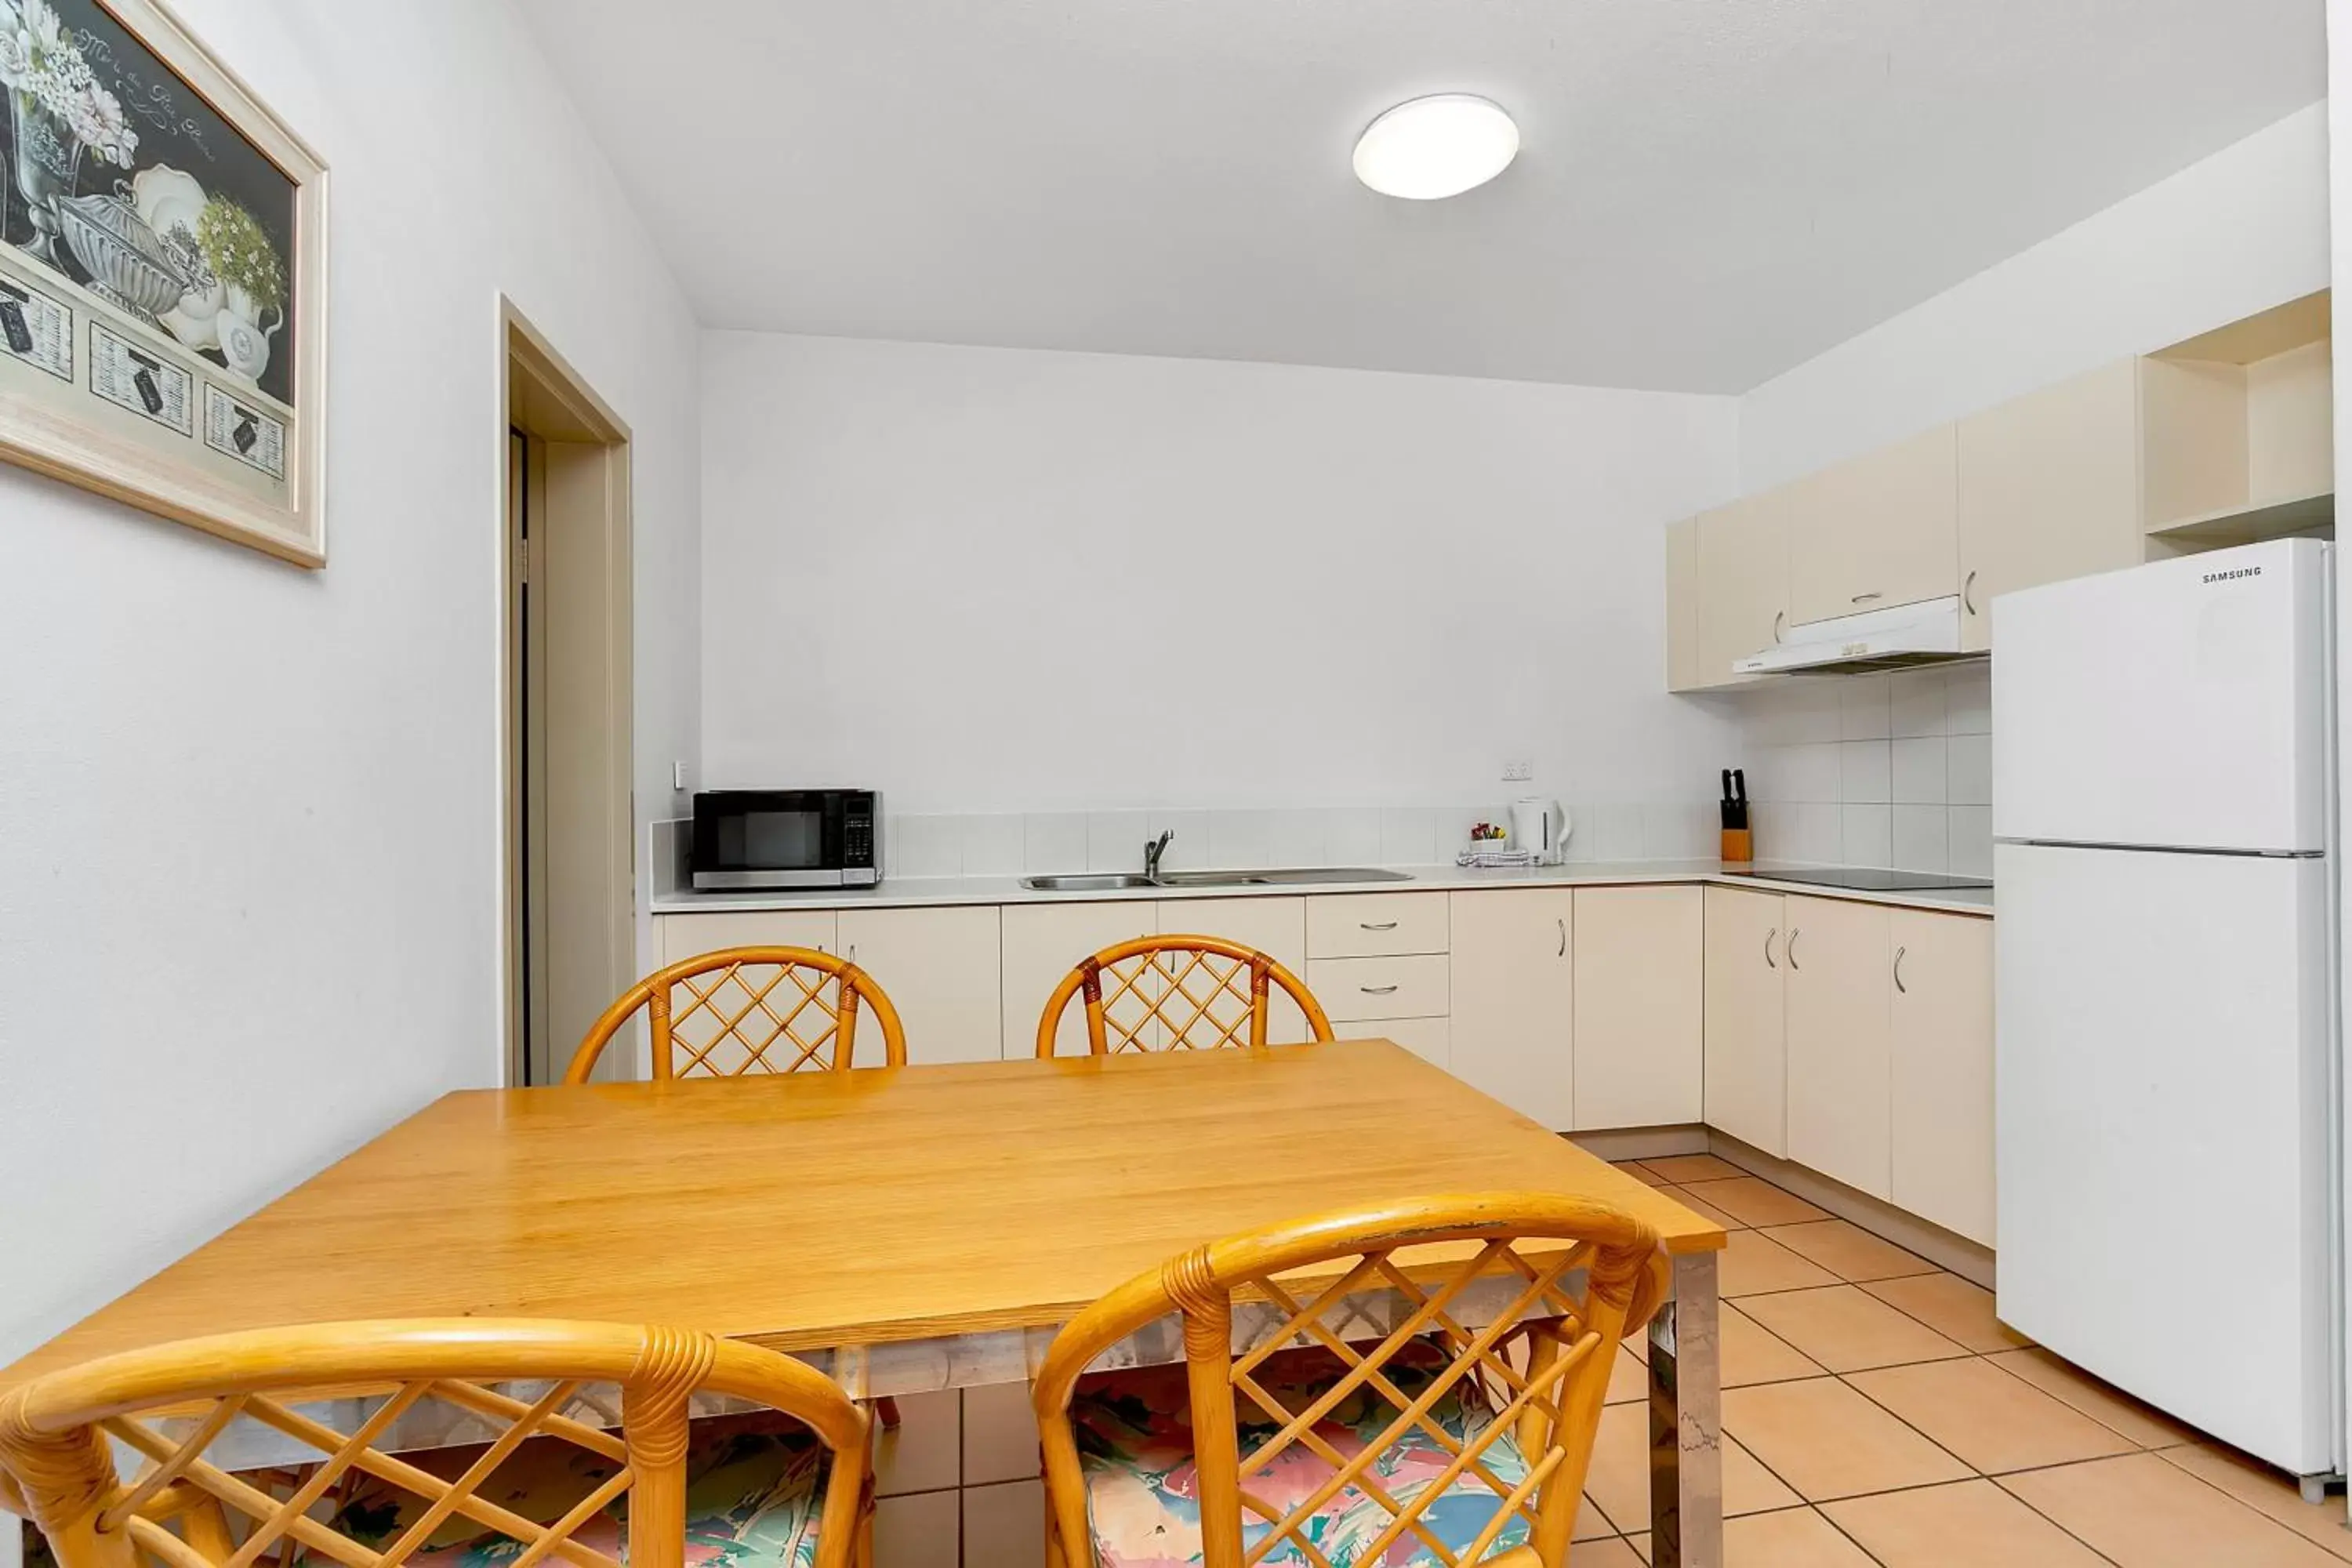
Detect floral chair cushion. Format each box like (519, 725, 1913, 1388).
(1069, 1339, 1537, 1568)
(318, 1410, 831, 1568)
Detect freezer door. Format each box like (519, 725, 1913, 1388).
(1994, 841, 2337, 1473)
(1991, 538, 2330, 853)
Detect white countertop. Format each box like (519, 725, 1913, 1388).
(652, 860, 1995, 917)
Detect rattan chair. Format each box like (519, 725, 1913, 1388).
(567, 946, 907, 1083)
(1030, 1192, 1664, 1568)
(0, 1318, 871, 1568)
(1035, 935, 1335, 1057)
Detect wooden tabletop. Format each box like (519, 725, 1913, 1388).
(2, 1040, 1723, 1388)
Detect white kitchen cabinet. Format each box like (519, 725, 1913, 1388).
(1788, 423, 1959, 626)
(1374, 1016, 1452, 1070)
(1889, 910, 1996, 1244)
(1306, 892, 1450, 959)
(1783, 895, 1893, 1200)
(1571, 887, 1703, 1129)
(1702, 887, 1787, 1157)
(659, 909, 836, 966)
(1310, 955, 1451, 1024)
(1694, 491, 1788, 687)
(837, 905, 1003, 1065)
(1158, 896, 1311, 1045)
(1447, 889, 1575, 1129)
(1955, 358, 2143, 653)
(1000, 901, 1157, 1057)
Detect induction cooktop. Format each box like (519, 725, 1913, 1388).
(1720, 866, 1992, 893)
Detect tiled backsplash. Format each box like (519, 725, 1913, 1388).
(1734, 664, 1994, 875)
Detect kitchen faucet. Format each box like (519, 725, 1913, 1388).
(1144, 830, 1174, 880)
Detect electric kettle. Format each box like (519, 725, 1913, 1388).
(1509, 797, 1570, 865)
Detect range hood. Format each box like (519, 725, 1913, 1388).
(1733, 595, 1976, 676)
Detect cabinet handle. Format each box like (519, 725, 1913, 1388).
(1558, 917, 1567, 958)
(1773, 610, 1787, 644)
(1764, 928, 1777, 969)
(1893, 945, 1907, 993)
(845, 944, 857, 964)
(1360, 920, 1399, 931)
(1852, 591, 1882, 604)
(1963, 569, 1978, 616)
(1360, 984, 1399, 996)
(1787, 928, 1802, 971)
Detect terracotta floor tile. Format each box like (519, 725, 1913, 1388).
(1824, 1479, 2111, 1566)
(1566, 1534, 1645, 1566)
(1674, 1176, 1831, 1227)
(1584, 1401, 1800, 1530)
(1640, 1153, 1748, 1185)
(1651, 1183, 1749, 1231)
(1715, 1230, 1839, 1298)
(1720, 1377, 1971, 1501)
(1720, 1507, 1878, 1566)
(1719, 1303, 1827, 1388)
(1574, 1491, 1616, 1542)
(1734, 1285, 1971, 1373)
(1760, 1218, 1936, 1282)
(1623, 1534, 1651, 1563)
(1605, 1343, 1646, 1405)
(2158, 1443, 2352, 1563)
(2002, 1451, 2343, 1566)
(1863, 1271, 2032, 1353)
(1613, 1160, 1674, 1189)
(1987, 1348, 2198, 1450)
(1846, 1356, 2139, 1473)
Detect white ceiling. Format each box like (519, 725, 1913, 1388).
(517, 1, 2322, 393)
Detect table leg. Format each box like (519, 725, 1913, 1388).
(1647, 1250, 1723, 1568)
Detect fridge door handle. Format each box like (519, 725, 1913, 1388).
(1893, 945, 1907, 993)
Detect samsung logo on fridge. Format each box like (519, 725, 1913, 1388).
(2202, 566, 2263, 583)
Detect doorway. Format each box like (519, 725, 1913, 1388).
(502, 301, 634, 1086)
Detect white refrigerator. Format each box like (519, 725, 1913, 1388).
(1994, 536, 2339, 1484)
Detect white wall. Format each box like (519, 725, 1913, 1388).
(700, 333, 1741, 833)
(0, 0, 699, 1365)
(1741, 102, 2330, 490)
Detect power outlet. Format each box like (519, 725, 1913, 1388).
(672, 760, 689, 791)
(1501, 758, 1534, 782)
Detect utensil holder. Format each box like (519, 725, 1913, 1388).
(1721, 828, 1753, 865)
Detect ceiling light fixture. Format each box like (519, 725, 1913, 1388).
(1352, 93, 1519, 200)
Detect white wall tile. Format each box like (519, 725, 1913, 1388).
(1775, 802, 1844, 866)
(1086, 810, 1151, 873)
(1327, 808, 1382, 866)
(1780, 682, 1846, 745)
(1841, 804, 1893, 868)
(1947, 662, 1993, 734)
(1838, 740, 1891, 804)
(1839, 674, 1891, 740)
(1267, 808, 1330, 868)
(1145, 808, 1210, 869)
(1888, 669, 1949, 738)
(1890, 737, 1947, 804)
(959, 814, 1025, 877)
(1945, 733, 1992, 805)
(1947, 806, 1994, 877)
(1022, 813, 1089, 874)
(1434, 806, 1489, 859)
(1772, 742, 1843, 804)
(1207, 810, 1275, 868)
(891, 815, 963, 879)
(1379, 808, 1438, 866)
(1646, 801, 1719, 860)
(1561, 803, 1601, 862)
(1890, 805, 1949, 872)
(1586, 804, 1646, 862)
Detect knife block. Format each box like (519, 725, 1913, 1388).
(1721, 828, 1753, 866)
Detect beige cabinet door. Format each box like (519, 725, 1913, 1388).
(838, 905, 1003, 1065)
(1377, 1017, 1453, 1071)
(1695, 492, 1788, 688)
(1788, 424, 1960, 625)
(1702, 887, 1787, 1157)
(1664, 514, 1703, 692)
(1001, 901, 1159, 1057)
(1448, 889, 1575, 1130)
(1572, 887, 1704, 1129)
(1158, 896, 1312, 1045)
(1955, 358, 2141, 653)
(659, 909, 837, 966)
(1783, 895, 1893, 1198)
(1889, 910, 1996, 1243)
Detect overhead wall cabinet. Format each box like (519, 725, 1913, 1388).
(1786, 423, 1958, 627)
(1685, 490, 1788, 692)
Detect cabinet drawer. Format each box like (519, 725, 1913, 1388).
(1309, 955, 1450, 1022)
(1307, 893, 1450, 958)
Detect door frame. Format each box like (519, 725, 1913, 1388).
(497, 297, 633, 1087)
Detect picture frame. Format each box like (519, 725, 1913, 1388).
(0, 0, 326, 565)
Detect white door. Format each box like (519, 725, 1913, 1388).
(1001, 901, 1159, 1057)
(1571, 887, 1704, 1129)
(1450, 889, 1575, 1129)
(838, 905, 1003, 1065)
(1991, 538, 2331, 852)
(1889, 911, 1994, 1244)
(1702, 887, 1787, 1156)
(1994, 842, 2336, 1472)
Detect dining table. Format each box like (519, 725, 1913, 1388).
(0, 1038, 1730, 1566)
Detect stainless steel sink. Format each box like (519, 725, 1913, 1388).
(1020, 866, 1414, 891)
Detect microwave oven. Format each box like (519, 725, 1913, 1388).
(691, 790, 880, 890)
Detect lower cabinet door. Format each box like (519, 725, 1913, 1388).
(1571, 886, 1704, 1129)
(1375, 1016, 1452, 1070)
(1000, 901, 1159, 1056)
(1890, 910, 1996, 1243)
(1447, 889, 1575, 1130)
(659, 909, 837, 965)
(1160, 897, 1312, 1045)
(837, 905, 1004, 1065)
(1784, 895, 1893, 1199)
(1703, 887, 1788, 1156)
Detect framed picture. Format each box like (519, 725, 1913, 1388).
(0, 0, 325, 565)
